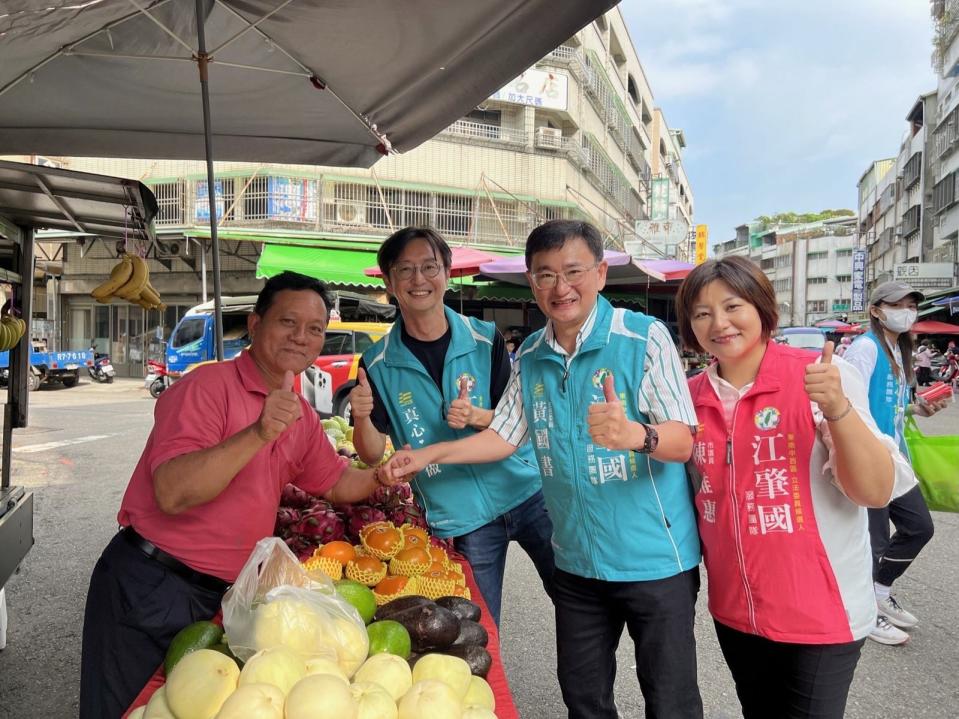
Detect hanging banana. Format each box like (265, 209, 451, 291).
(90, 254, 164, 309)
(0, 301, 26, 351)
(91, 255, 133, 300)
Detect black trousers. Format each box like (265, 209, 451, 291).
(553, 567, 703, 719)
(714, 621, 865, 719)
(79, 531, 225, 719)
(916, 366, 933, 386)
(868, 485, 935, 587)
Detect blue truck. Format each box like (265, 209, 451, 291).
(0, 345, 94, 391)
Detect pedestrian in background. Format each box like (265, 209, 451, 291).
(844, 281, 947, 646)
(676, 256, 916, 719)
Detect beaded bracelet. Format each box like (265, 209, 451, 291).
(823, 399, 853, 423)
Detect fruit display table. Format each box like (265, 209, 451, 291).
(123, 557, 520, 719)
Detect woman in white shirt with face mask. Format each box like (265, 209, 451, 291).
(843, 281, 946, 646)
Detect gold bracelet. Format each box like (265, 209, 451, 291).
(823, 400, 853, 422)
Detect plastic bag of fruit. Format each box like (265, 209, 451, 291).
(221, 537, 369, 676)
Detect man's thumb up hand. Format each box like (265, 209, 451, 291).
(458, 376, 470, 400)
(602, 373, 619, 403)
(357, 367, 370, 388)
(820, 341, 834, 365)
(282, 370, 295, 392)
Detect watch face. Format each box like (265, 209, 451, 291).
(645, 424, 658, 453)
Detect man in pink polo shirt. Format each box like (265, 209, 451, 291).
(79, 272, 398, 719)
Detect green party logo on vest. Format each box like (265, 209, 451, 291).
(456, 372, 477, 393)
(591, 367, 613, 389)
(754, 406, 781, 431)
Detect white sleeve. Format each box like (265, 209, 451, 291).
(489, 360, 530, 447)
(840, 338, 878, 386)
(815, 356, 917, 502)
(637, 322, 698, 427)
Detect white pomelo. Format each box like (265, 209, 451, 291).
(239, 646, 307, 696)
(461, 707, 497, 719)
(324, 614, 370, 677)
(285, 673, 357, 719)
(462, 677, 494, 711)
(397, 680, 462, 719)
(351, 681, 399, 719)
(304, 654, 349, 683)
(214, 683, 284, 719)
(127, 707, 146, 719)
(411, 654, 472, 699)
(166, 649, 239, 719)
(353, 653, 413, 700)
(144, 686, 176, 719)
(252, 598, 328, 656)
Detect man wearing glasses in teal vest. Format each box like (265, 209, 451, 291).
(351, 226, 555, 627)
(384, 220, 703, 718)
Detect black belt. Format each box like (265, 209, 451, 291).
(121, 526, 231, 594)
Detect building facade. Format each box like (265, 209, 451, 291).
(712, 217, 859, 327)
(6, 7, 695, 375)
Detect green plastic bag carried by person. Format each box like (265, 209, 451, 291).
(904, 415, 959, 513)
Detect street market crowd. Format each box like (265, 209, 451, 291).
(78, 220, 948, 719)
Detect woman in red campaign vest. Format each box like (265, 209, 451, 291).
(675, 256, 916, 719)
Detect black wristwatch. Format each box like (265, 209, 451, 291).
(637, 423, 658, 454)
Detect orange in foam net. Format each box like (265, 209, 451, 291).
(318, 540, 356, 565)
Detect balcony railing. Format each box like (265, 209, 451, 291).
(441, 119, 527, 145)
(540, 44, 577, 65)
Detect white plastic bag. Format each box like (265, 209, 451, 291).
(221, 537, 368, 676)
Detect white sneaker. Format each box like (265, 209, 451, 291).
(868, 615, 909, 646)
(877, 595, 918, 628)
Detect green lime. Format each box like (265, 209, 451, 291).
(335, 579, 377, 624)
(366, 620, 411, 659)
(164, 620, 223, 675)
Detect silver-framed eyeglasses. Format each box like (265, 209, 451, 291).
(530, 262, 599, 290)
(391, 261, 443, 282)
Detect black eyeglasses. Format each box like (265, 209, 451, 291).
(391, 261, 443, 281)
(530, 263, 599, 290)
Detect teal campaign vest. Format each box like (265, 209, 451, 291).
(516, 296, 700, 581)
(363, 307, 541, 537)
(854, 332, 909, 455)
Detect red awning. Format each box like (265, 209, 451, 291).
(911, 320, 959, 335)
(364, 246, 505, 279)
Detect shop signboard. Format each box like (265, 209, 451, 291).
(851, 249, 867, 312)
(695, 225, 708, 265)
(195, 180, 224, 222)
(650, 177, 669, 220)
(490, 69, 569, 110)
(268, 177, 318, 222)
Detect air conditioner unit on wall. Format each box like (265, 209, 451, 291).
(335, 202, 366, 225)
(535, 127, 563, 149)
(156, 240, 187, 258)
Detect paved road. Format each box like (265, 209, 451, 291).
(0, 378, 956, 718)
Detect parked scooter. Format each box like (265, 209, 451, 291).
(87, 344, 115, 383)
(936, 349, 959, 383)
(145, 359, 170, 399)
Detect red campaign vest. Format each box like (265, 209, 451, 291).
(688, 342, 853, 644)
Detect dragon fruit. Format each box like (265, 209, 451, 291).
(290, 502, 345, 543)
(280, 483, 314, 509)
(274, 506, 302, 537)
(389, 503, 427, 530)
(284, 535, 314, 561)
(337, 504, 388, 543)
(367, 483, 412, 508)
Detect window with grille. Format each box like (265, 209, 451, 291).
(152, 182, 183, 225)
(808, 277, 828, 285)
(243, 176, 268, 221)
(436, 194, 472, 236)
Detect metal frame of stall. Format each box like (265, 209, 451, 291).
(0, 161, 156, 588)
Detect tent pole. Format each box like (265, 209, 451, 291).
(195, 0, 224, 361)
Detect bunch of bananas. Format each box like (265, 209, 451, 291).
(91, 254, 165, 310)
(0, 301, 26, 351)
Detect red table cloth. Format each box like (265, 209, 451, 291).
(124, 557, 518, 718)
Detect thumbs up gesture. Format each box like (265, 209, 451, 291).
(349, 367, 375, 422)
(804, 341, 847, 419)
(446, 376, 474, 430)
(256, 370, 302, 442)
(587, 373, 641, 450)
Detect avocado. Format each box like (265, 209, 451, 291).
(443, 644, 493, 677)
(390, 603, 461, 653)
(451, 619, 488, 648)
(374, 595, 433, 622)
(435, 596, 482, 623)
(164, 621, 224, 675)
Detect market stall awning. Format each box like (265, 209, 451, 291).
(364, 247, 510, 279)
(635, 259, 694, 283)
(815, 320, 858, 330)
(478, 251, 692, 288)
(257, 243, 385, 288)
(912, 320, 959, 335)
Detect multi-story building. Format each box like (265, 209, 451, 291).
(712, 216, 859, 327)
(7, 7, 694, 375)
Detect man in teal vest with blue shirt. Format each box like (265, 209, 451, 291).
(350, 226, 554, 626)
(384, 220, 703, 719)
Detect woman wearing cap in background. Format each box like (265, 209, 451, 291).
(843, 280, 948, 646)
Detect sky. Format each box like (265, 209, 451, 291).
(619, 0, 936, 242)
